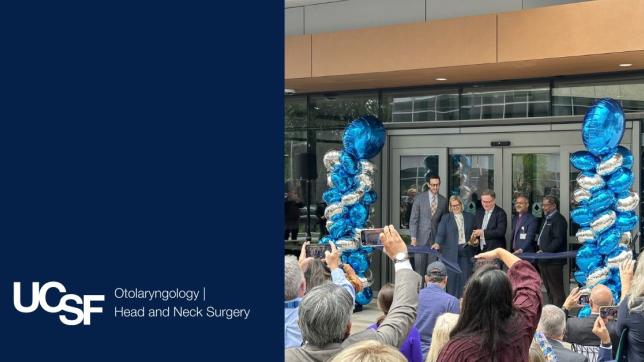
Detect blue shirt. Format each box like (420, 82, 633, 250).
(284, 267, 356, 349)
(414, 284, 460, 359)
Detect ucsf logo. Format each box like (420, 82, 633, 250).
(13, 282, 104, 326)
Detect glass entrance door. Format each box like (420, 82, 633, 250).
(390, 148, 447, 238)
(502, 147, 563, 247)
(448, 149, 502, 215)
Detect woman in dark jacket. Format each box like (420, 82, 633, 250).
(433, 195, 475, 298)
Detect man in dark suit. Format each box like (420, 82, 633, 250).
(472, 189, 507, 252)
(512, 194, 538, 254)
(537, 195, 568, 307)
(562, 285, 620, 347)
(409, 174, 448, 276)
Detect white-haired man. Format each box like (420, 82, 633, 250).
(285, 226, 421, 362)
(537, 305, 588, 362)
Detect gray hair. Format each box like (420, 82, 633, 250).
(298, 283, 353, 346)
(284, 255, 303, 301)
(537, 305, 566, 339)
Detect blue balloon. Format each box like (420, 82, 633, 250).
(574, 270, 587, 286)
(340, 152, 360, 176)
(346, 253, 369, 274)
(362, 190, 377, 205)
(331, 169, 356, 193)
(356, 287, 373, 305)
(343, 116, 386, 160)
(607, 168, 634, 194)
(348, 203, 368, 227)
(570, 151, 598, 171)
(615, 211, 638, 232)
(571, 206, 594, 227)
(323, 189, 341, 204)
(582, 98, 625, 156)
(576, 243, 601, 272)
(328, 218, 353, 239)
(577, 305, 592, 318)
(598, 228, 620, 255)
(587, 189, 616, 214)
(319, 236, 333, 244)
(616, 146, 633, 169)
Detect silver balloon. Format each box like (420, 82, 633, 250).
(323, 150, 341, 171)
(324, 203, 344, 220)
(326, 219, 334, 230)
(576, 173, 605, 191)
(616, 191, 640, 212)
(590, 210, 616, 235)
(341, 190, 364, 206)
(358, 276, 372, 288)
(356, 173, 373, 192)
(360, 160, 377, 176)
(576, 228, 595, 243)
(573, 188, 592, 203)
(327, 174, 334, 188)
(607, 248, 632, 269)
(620, 231, 633, 245)
(597, 152, 623, 176)
(335, 238, 359, 251)
(586, 267, 610, 288)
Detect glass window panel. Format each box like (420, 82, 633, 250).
(448, 154, 494, 215)
(392, 112, 412, 122)
(383, 89, 459, 122)
(511, 154, 560, 227)
(284, 96, 308, 240)
(400, 155, 439, 229)
(482, 105, 504, 119)
(553, 76, 644, 115)
(462, 83, 550, 120)
(529, 102, 550, 117)
(506, 103, 528, 118)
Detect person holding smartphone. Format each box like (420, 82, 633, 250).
(561, 285, 620, 347)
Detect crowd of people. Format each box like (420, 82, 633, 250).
(284, 174, 643, 361)
(284, 225, 643, 361)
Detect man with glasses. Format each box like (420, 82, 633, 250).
(472, 189, 507, 252)
(409, 174, 448, 276)
(512, 194, 538, 255)
(537, 195, 568, 307)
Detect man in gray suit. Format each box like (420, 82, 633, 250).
(538, 305, 589, 362)
(285, 225, 421, 362)
(409, 174, 448, 276)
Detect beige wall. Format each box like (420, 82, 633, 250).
(286, 0, 644, 92)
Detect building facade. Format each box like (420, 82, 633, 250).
(284, 0, 644, 289)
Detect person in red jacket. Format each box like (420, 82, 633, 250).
(437, 247, 543, 362)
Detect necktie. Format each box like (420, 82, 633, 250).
(481, 211, 491, 250)
(537, 215, 549, 247)
(431, 194, 437, 216)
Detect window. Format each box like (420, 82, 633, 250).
(382, 89, 459, 122)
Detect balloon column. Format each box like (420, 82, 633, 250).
(319, 115, 386, 305)
(570, 98, 637, 317)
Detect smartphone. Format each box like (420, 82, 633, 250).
(360, 228, 384, 246)
(599, 306, 619, 320)
(578, 293, 590, 306)
(306, 243, 332, 258)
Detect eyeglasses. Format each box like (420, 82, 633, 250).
(450, 204, 461, 208)
(429, 183, 440, 187)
